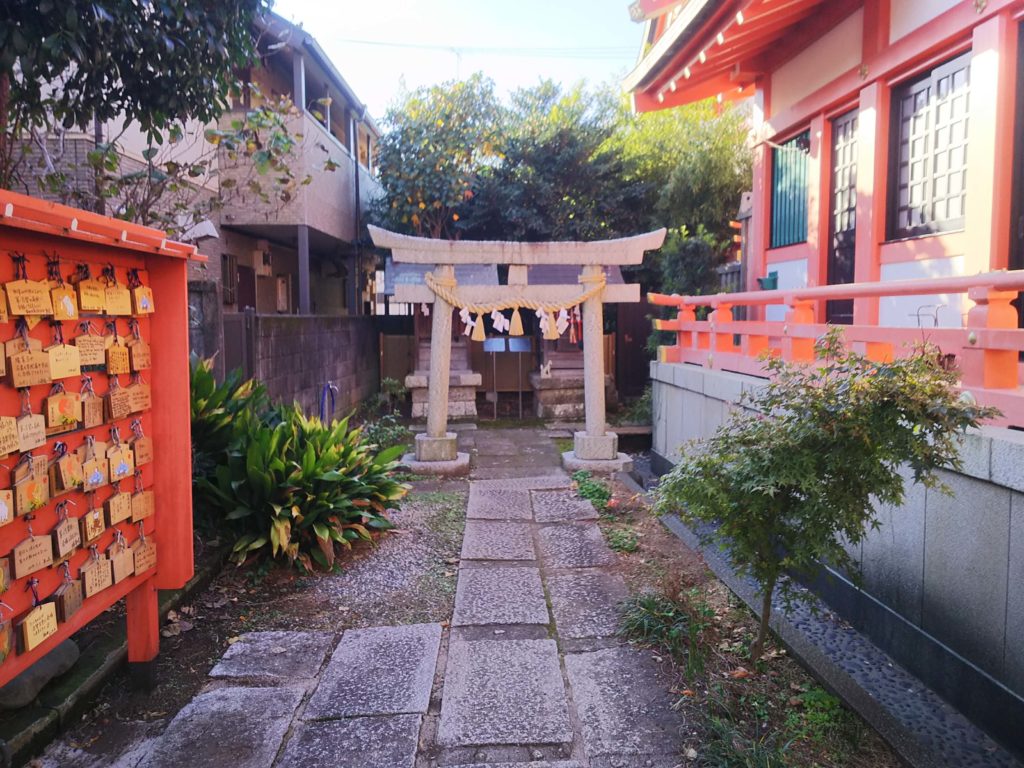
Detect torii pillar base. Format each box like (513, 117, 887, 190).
(562, 431, 632, 473)
(561, 451, 633, 475)
(402, 433, 470, 476)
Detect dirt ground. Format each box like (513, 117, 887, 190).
(31, 483, 467, 763)
(598, 475, 903, 768)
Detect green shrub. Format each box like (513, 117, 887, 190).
(362, 413, 412, 451)
(198, 403, 409, 571)
(699, 716, 792, 767)
(605, 527, 638, 552)
(619, 592, 710, 679)
(572, 470, 611, 511)
(190, 355, 269, 480)
(615, 385, 652, 425)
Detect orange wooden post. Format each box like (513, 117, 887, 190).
(710, 303, 737, 352)
(963, 287, 1019, 389)
(785, 300, 816, 362)
(126, 579, 160, 688)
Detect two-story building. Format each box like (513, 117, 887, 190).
(626, 1, 1024, 760)
(22, 12, 382, 416)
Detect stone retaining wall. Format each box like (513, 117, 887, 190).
(252, 315, 378, 418)
(651, 361, 1024, 754)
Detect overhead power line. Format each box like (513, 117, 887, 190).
(329, 38, 637, 60)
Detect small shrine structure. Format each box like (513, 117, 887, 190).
(369, 225, 666, 473)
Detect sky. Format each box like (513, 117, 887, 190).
(271, 0, 646, 122)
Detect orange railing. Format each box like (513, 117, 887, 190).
(649, 270, 1024, 428)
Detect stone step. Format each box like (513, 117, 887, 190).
(304, 623, 442, 719)
(438, 639, 573, 747)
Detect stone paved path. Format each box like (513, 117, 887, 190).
(46, 429, 684, 768)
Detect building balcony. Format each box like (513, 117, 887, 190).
(215, 110, 379, 246)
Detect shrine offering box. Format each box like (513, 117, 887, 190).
(0, 190, 196, 684)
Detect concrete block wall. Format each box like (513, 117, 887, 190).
(253, 315, 378, 419)
(651, 361, 1024, 715)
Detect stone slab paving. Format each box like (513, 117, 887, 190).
(564, 648, 682, 759)
(438, 639, 573, 746)
(530, 490, 599, 522)
(470, 476, 570, 491)
(546, 570, 629, 639)
(208, 631, 334, 682)
(304, 623, 441, 719)
(453, 566, 550, 626)
(467, 487, 533, 520)
(278, 714, 421, 768)
(537, 523, 617, 569)
(144, 686, 304, 768)
(461, 521, 536, 561)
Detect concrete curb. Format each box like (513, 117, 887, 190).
(659, 514, 1021, 768)
(0, 552, 225, 768)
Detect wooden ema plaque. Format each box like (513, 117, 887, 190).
(82, 394, 104, 428)
(105, 285, 132, 316)
(0, 621, 11, 664)
(11, 536, 53, 579)
(0, 491, 12, 528)
(132, 435, 153, 466)
(106, 491, 133, 526)
(106, 345, 130, 376)
(0, 418, 17, 457)
(110, 544, 134, 584)
(74, 335, 106, 367)
(47, 391, 81, 429)
(132, 286, 155, 315)
(14, 474, 49, 517)
(50, 286, 78, 322)
(0, 557, 10, 594)
(81, 555, 113, 598)
(108, 446, 135, 483)
(16, 414, 46, 453)
(53, 453, 84, 492)
(127, 382, 151, 413)
(0, 287, 8, 324)
(106, 387, 131, 421)
(53, 580, 84, 622)
(52, 516, 81, 560)
(131, 490, 154, 523)
(132, 537, 156, 574)
(6, 280, 54, 317)
(76, 279, 106, 313)
(81, 458, 108, 492)
(128, 340, 151, 371)
(47, 344, 81, 380)
(17, 602, 57, 653)
(80, 508, 105, 544)
(9, 350, 52, 388)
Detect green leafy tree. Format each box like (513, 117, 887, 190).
(459, 81, 650, 241)
(0, 0, 269, 185)
(655, 330, 997, 661)
(371, 74, 502, 239)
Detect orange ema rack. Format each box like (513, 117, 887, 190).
(0, 190, 198, 686)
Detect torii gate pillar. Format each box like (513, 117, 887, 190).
(369, 226, 667, 475)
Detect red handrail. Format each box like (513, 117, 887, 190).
(649, 269, 1024, 308)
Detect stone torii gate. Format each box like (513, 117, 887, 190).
(370, 225, 666, 474)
